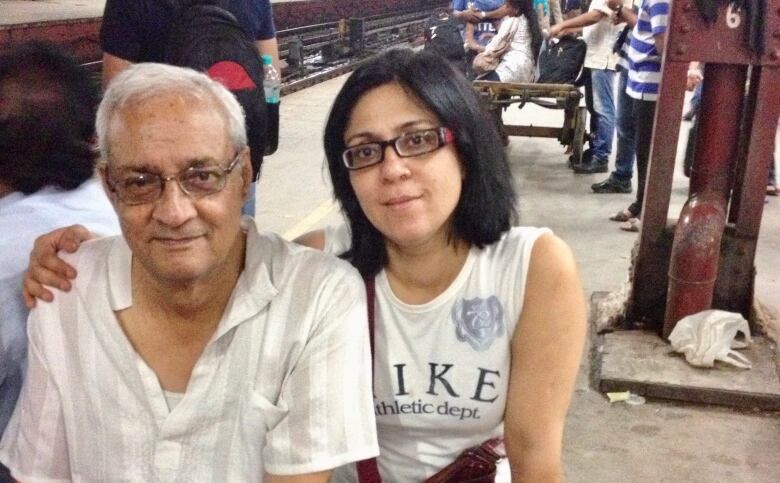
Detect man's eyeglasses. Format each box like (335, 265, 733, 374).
(104, 151, 243, 205)
(342, 127, 455, 170)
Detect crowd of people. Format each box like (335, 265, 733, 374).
(0, 0, 776, 481)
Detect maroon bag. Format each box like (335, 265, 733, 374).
(356, 279, 506, 483)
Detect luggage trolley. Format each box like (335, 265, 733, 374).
(472, 80, 587, 165)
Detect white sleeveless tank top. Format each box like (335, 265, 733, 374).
(329, 226, 550, 482)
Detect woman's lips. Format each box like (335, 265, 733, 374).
(383, 194, 421, 208)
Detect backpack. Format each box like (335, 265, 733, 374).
(164, 0, 277, 177)
(423, 9, 466, 68)
(535, 35, 587, 84)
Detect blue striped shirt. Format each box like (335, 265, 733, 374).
(626, 0, 669, 100)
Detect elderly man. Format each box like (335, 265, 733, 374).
(0, 63, 377, 481)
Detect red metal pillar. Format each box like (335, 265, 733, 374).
(628, 0, 780, 333)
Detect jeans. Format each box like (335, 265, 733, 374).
(584, 68, 616, 162)
(612, 68, 636, 181)
(628, 98, 657, 218)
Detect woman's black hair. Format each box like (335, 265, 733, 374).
(0, 41, 99, 194)
(323, 48, 517, 277)
(507, 0, 543, 62)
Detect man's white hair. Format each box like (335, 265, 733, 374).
(96, 63, 247, 162)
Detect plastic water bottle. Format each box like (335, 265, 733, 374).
(261, 54, 281, 104)
(261, 54, 280, 155)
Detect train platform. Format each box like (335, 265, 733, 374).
(257, 71, 780, 481)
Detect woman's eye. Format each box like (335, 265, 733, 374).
(356, 146, 378, 159)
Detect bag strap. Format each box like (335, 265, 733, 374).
(357, 277, 382, 483)
(488, 17, 521, 58)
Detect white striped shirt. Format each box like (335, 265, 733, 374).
(0, 220, 378, 481)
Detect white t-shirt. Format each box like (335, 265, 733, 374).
(0, 178, 119, 436)
(0, 219, 379, 481)
(582, 0, 628, 71)
(328, 226, 550, 482)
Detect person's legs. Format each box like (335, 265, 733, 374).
(575, 68, 615, 173)
(627, 98, 656, 218)
(464, 22, 482, 52)
(592, 68, 634, 192)
(612, 68, 635, 181)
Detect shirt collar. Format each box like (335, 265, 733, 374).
(106, 216, 278, 338)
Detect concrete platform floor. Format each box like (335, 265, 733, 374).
(255, 70, 780, 481)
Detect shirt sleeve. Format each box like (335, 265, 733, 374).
(99, 0, 142, 61)
(262, 266, 378, 474)
(452, 0, 468, 12)
(483, 16, 514, 54)
(251, 0, 276, 40)
(648, 0, 669, 36)
(589, 0, 614, 16)
(0, 306, 71, 481)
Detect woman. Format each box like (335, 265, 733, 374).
(24, 49, 586, 481)
(477, 0, 542, 83)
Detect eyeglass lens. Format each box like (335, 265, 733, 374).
(343, 128, 447, 170)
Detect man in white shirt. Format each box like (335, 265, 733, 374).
(0, 42, 120, 451)
(0, 62, 377, 482)
(550, 0, 628, 175)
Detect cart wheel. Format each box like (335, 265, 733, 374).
(571, 106, 587, 166)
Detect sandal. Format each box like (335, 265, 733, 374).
(609, 209, 634, 222)
(767, 185, 779, 196)
(620, 217, 641, 232)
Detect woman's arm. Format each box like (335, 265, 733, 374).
(504, 233, 587, 482)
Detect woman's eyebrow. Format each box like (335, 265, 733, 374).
(345, 119, 437, 144)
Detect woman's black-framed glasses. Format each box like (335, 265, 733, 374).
(342, 127, 455, 170)
(104, 151, 243, 205)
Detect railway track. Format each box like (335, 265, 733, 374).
(275, 8, 435, 95)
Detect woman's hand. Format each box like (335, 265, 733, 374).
(23, 225, 94, 308)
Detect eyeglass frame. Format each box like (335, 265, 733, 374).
(341, 127, 455, 171)
(102, 150, 245, 206)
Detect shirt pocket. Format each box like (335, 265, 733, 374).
(239, 392, 286, 448)
(232, 392, 287, 477)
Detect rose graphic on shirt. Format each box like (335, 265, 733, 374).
(451, 296, 505, 351)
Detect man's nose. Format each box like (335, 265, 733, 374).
(152, 179, 198, 226)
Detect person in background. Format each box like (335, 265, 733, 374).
(477, 0, 543, 83)
(24, 49, 587, 481)
(0, 41, 120, 449)
(607, 0, 669, 232)
(550, 0, 629, 175)
(534, 0, 563, 32)
(452, 0, 509, 52)
(0, 63, 377, 481)
(99, 0, 282, 217)
(99, 0, 281, 88)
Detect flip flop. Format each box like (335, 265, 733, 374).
(609, 209, 634, 222)
(620, 217, 641, 232)
(767, 185, 779, 196)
